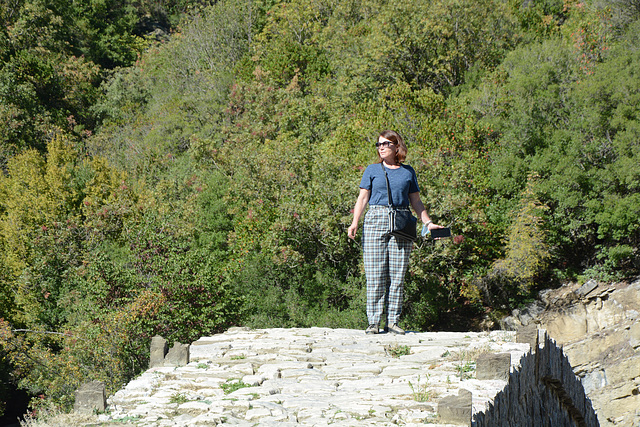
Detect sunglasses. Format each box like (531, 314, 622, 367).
(375, 140, 395, 148)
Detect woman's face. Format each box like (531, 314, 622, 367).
(377, 136, 397, 159)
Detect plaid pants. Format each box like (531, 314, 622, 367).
(363, 206, 413, 326)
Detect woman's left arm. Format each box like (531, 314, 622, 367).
(409, 192, 441, 230)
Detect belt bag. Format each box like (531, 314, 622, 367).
(381, 163, 417, 242)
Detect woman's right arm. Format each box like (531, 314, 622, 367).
(348, 188, 371, 240)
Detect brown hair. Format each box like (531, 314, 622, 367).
(377, 130, 408, 164)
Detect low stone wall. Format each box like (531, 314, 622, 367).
(473, 329, 599, 427)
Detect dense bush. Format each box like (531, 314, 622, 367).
(1, 0, 640, 418)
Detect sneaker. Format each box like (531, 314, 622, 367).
(386, 324, 405, 335)
(365, 324, 379, 334)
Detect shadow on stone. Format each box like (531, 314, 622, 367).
(473, 330, 599, 427)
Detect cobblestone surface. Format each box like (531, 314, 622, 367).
(102, 327, 529, 426)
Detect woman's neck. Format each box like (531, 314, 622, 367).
(382, 159, 400, 168)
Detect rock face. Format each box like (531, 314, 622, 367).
(503, 278, 640, 427)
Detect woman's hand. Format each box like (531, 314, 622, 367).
(409, 192, 442, 230)
(426, 221, 444, 231)
(421, 221, 448, 239)
(348, 223, 358, 240)
(348, 188, 370, 240)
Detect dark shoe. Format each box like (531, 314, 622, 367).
(387, 323, 405, 335)
(365, 324, 379, 334)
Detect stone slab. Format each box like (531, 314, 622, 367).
(150, 335, 168, 368)
(74, 381, 106, 414)
(438, 388, 472, 426)
(476, 353, 511, 381)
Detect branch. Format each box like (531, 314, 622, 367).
(12, 329, 73, 337)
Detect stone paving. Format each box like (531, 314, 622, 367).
(102, 327, 530, 426)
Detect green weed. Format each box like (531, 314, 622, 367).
(220, 379, 254, 395)
(169, 392, 189, 404)
(408, 375, 437, 402)
(386, 344, 411, 358)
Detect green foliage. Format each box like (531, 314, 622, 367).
(469, 14, 640, 280)
(169, 392, 189, 404)
(0, 0, 150, 159)
(0, 130, 242, 413)
(455, 360, 476, 380)
(3, 0, 640, 417)
(220, 379, 254, 395)
(0, 0, 214, 160)
(386, 344, 411, 358)
(508, 0, 566, 41)
(90, 0, 263, 177)
(481, 174, 551, 306)
(409, 375, 436, 402)
(582, 244, 636, 282)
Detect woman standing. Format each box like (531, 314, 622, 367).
(348, 130, 442, 334)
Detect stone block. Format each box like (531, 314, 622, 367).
(476, 353, 511, 381)
(165, 342, 190, 367)
(74, 380, 106, 414)
(516, 324, 539, 351)
(575, 279, 598, 298)
(150, 335, 168, 368)
(438, 388, 472, 426)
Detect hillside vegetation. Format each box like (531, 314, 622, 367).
(0, 0, 639, 417)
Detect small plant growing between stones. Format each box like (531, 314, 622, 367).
(169, 392, 190, 404)
(220, 378, 254, 395)
(456, 360, 475, 380)
(444, 349, 479, 380)
(196, 362, 209, 369)
(230, 355, 246, 360)
(112, 415, 142, 423)
(386, 343, 411, 358)
(409, 375, 437, 402)
(453, 351, 476, 380)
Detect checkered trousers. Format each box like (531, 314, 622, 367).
(362, 206, 413, 325)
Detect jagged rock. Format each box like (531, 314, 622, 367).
(164, 342, 190, 367)
(515, 278, 640, 427)
(474, 332, 599, 427)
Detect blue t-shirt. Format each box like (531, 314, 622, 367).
(359, 163, 420, 207)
